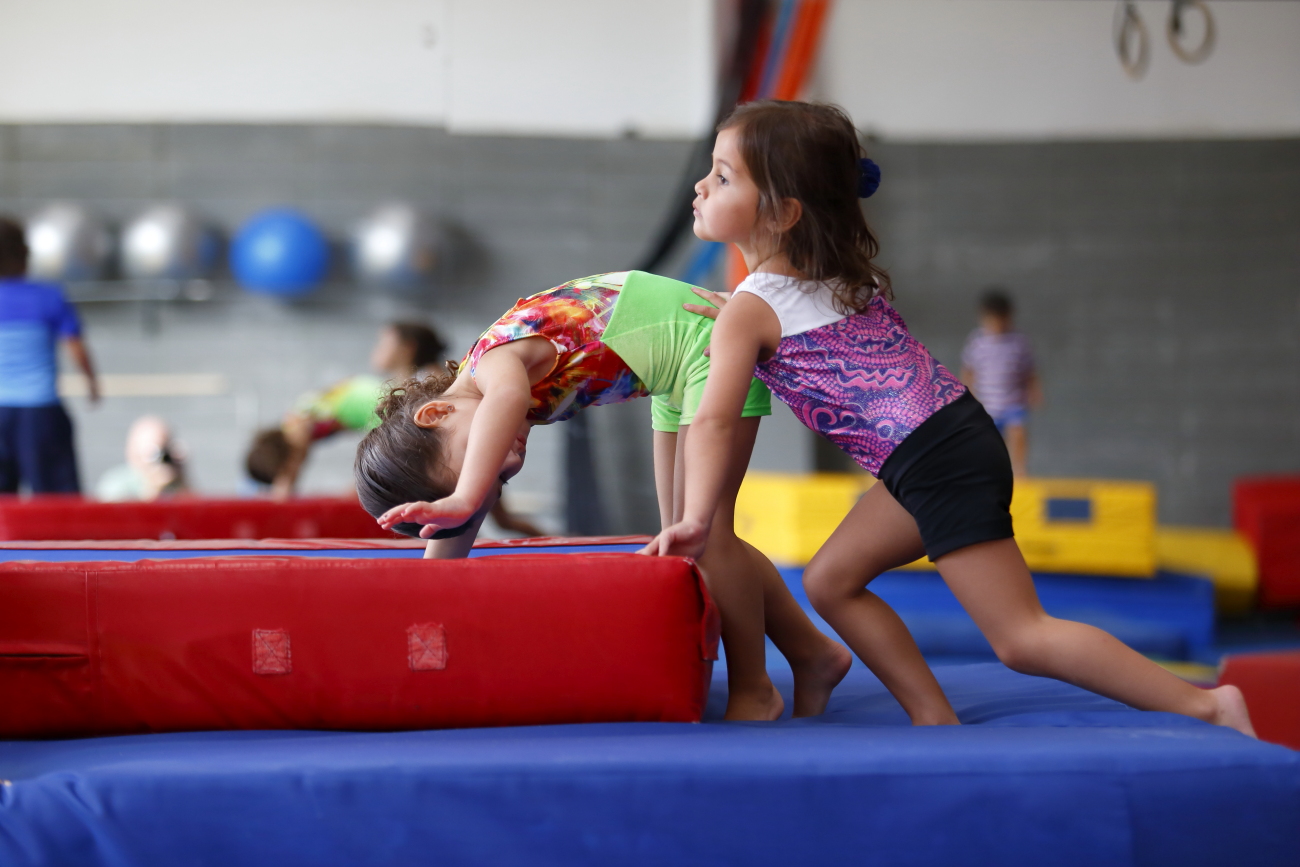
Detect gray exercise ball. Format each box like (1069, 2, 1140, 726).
(25, 202, 113, 281)
(350, 203, 442, 290)
(121, 203, 220, 281)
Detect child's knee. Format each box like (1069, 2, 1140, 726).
(988, 619, 1053, 675)
(802, 559, 856, 613)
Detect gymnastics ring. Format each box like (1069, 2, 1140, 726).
(1113, 1, 1149, 80)
(1167, 0, 1215, 65)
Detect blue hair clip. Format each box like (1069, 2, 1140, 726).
(858, 158, 881, 199)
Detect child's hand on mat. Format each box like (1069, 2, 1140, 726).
(638, 519, 710, 560)
(379, 494, 479, 538)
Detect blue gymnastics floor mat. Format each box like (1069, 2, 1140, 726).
(2, 663, 1296, 867)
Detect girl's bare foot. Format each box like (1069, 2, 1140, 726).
(790, 639, 853, 718)
(725, 683, 785, 721)
(1206, 684, 1256, 738)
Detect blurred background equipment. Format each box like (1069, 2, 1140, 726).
(230, 207, 329, 297)
(120, 204, 220, 282)
(350, 202, 443, 291)
(1115, 0, 1216, 80)
(24, 202, 114, 282)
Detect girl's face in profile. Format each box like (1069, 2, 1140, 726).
(692, 127, 761, 246)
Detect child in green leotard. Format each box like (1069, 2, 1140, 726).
(356, 271, 850, 721)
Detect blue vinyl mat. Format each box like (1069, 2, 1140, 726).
(0, 544, 1294, 864)
(1, 663, 1297, 866)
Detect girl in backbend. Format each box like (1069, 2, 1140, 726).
(644, 99, 1254, 735)
(354, 270, 851, 721)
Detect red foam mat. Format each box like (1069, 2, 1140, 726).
(0, 496, 388, 541)
(1233, 476, 1300, 607)
(0, 534, 653, 552)
(1219, 650, 1300, 751)
(0, 554, 718, 737)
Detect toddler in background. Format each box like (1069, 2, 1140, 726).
(961, 289, 1040, 478)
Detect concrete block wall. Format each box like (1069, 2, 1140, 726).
(0, 125, 1297, 528)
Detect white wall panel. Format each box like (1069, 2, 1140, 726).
(816, 0, 1300, 140)
(0, 0, 451, 124)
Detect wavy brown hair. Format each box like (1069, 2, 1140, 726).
(354, 371, 457, 537)
(720, 100, 890, 313)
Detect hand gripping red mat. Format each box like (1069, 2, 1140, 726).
(0, 554, 719, 737)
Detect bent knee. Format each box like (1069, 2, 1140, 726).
(801, 561, 843, 612)
(988, 618, 1056, 675)
(802, 559, 877, 613)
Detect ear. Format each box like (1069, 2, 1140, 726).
(773, 197, 803, 234)
(411, 399, 455, 429)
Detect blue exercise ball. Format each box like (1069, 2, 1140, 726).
(230, 208, 329, 296)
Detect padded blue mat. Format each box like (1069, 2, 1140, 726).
(1, 663, 1296, 867)
(779, 567, 1217, 662)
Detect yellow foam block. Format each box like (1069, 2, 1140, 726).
(1007, 478, 1157, 578)
(739, 473, 1157, 578)
(1155, 526, 1258, 614)
(734, 472, 873, 566)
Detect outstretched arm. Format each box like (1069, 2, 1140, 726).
(270, 413, 313, 501)
(423, 482, 501, 558)
(641, 293, 779, 558)
(380, 346, 534, 537)
(64, 337, 99, 405)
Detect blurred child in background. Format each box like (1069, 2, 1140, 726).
(247, 321, 448, 498)
(0, 216, 99, 494)
(961, 289, 1040, 478)
(247, 320, 544, 536)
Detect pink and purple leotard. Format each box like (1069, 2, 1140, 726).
(734, 272, 966, 476)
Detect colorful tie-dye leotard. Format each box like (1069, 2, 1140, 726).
(463, 271, 771, 430)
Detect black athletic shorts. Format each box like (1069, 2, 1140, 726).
(877, 391, 1014, 561)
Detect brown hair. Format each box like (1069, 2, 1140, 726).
(979, 288, 1013, 319)
(389, 321, 447, 371)
(0, 216, 29, 277)
(719, 100, 890, 313)
(354, 372, 457, 537)
(245, 428, 292, 485)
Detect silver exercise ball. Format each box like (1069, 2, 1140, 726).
(350, 203, 442, 290)
(25, 203, 113, 281)
(120, 203, 220, 281)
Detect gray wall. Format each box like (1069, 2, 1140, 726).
(867, 139, 1300, 525)
(0, 124, 693, 535)
(0, 126, 1296, 529)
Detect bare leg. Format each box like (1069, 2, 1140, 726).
(655, 422, 850, 720)
(803, 483, 959, 725)
(743, 537, 852, 716)
(936, 539, 1255, 736)
(672, 421, 779, 719)
(1004, 423, 1028, 478)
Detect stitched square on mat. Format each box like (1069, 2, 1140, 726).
(252, 629, 292, 675)
(407, 623, 447, 671)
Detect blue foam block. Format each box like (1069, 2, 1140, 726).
(1, 664, 1296, 866)
(779, 567, 1216, 662)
